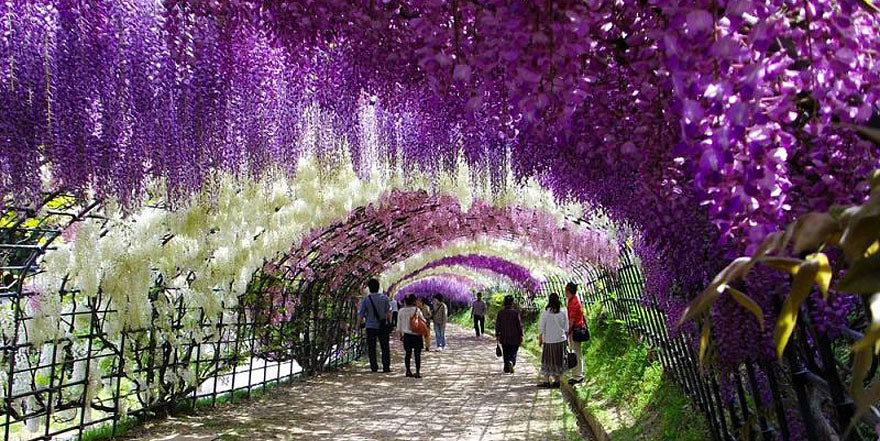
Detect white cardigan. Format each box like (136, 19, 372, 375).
(538, 309, 569, 344)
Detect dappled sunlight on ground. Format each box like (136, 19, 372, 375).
(122, 325, 570, 440)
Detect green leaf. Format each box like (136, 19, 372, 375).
(850, 347, 874, 398)
(678, 285, 723, 326)
(774, 260, 819, 359)
(806, 253, 832, 299)
(699, 320, 711, 367)
(840, 197, 880, 265)
(727, 286, 765, 329)
(752, 232, 784, 258)
(791, 213, 839, 255)
(757, 256, 803, 274)
(838, 252, 880, 294)
(682, 257, 756, 326)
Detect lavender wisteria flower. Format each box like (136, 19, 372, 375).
(2, 0, 879, 373)
(388, 254, 542, 295)
(395, 277, 475, 306)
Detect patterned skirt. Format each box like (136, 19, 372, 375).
(540, 342, 566, 376)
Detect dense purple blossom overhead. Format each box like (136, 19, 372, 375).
(389, 254, 543, 295)
(2, 1, 879, 335)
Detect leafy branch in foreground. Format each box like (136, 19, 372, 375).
(680, 165, 880, 429)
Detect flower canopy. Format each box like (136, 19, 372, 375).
(2, 0, 879, 399)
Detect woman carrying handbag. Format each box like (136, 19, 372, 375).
(537, 293, 568, 388)
(397, 294, 428, 378)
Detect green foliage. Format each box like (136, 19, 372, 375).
(576, 310, 710, 441)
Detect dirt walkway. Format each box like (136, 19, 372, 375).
(122, 324, 574, 441)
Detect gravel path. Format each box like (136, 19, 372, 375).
(122, 324, 572, 441)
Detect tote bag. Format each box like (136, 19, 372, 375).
(410, 311, 429, 337)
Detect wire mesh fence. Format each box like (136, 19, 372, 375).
(1, 196, 365, 441)
(565, 250, 876, 441)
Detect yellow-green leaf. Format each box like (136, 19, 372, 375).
(792, 212, 840, 255)
(678, 284, 723, 326)
(848, 379, 880, 438)
(753, 232, 784, 259)
(699, 320, 711, 366)
(838, 252, 880, 294)
(727, 286, 765, 329)
(774, 260, 819, 359)
(806, 253, 832, 299)
(712, 257, 754, 285)
(840, 197, 880, 265)
(850, 346, 874, 398)
(757, 256, 803, 274)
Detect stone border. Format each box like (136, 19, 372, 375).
(560, 379, 610, 441)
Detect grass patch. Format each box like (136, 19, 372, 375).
(452, 299, 710, 441)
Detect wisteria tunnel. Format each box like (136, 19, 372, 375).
(1, 1, 880, 440)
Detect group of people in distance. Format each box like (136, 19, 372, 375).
(358, 278, 448, 379)
(358, 278, 587, 389)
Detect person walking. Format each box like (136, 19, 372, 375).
(495, 295, 523, 374)
(432, 294, 448, 351)
(471, 292, 487, 337)
(565, 282, 587, 384)
(537, 293, 568, 388)
(397, 295, 426, 378)
(417, 297, 433, 350)
(358, 278, 392, 373)
(390, 297, 399, 327)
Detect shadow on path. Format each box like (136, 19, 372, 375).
(122, 325, 569, 441)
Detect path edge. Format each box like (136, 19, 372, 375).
(560, 379, 610, 441)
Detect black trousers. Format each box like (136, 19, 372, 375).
(502, 344, 520, 370)
(474, 315, 485, 336)
(403, 333, 423, 374)
(366, 328, 391, 372)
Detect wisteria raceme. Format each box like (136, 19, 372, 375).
(395, 277, 475, 306)
(2, 0, 879, 372)
(388, 254, 542, 295)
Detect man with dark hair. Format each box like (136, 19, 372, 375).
(432, 294, 448, 351)
(565, 282, 586, 384)
(471, 292, 487, 337)
(359, 278, 392, 373)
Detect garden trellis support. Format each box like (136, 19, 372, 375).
(0, 195, 365, 440)
(574, 250, 879, 441)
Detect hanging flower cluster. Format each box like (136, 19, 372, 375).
(388, 254, 543, 295)
(395, 277, 475, 306)
(3, 0, 879, 376)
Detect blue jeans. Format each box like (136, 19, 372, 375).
(434, 323, 446, 348)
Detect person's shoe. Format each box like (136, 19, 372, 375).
(413, 373, 422, 379)
(569, 377, 584, 385)
(405, 371, 413, 377)
(382, 368, 392, 373)
(551, 381, 561, 389)
(536, 382, 553, 388)
(510, 366, 515, 374)
(503, 363, 510, 373)
(371, 369, 378, 373)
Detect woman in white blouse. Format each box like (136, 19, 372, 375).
(537, 293, 568, 388)
(396, 294, 426, 378)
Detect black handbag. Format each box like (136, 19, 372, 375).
(496, 344, 503, 357)
(566, 350, 578, 369)
(572, 326, 590, 342)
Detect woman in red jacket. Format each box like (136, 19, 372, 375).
(565, 282, 586, 384)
